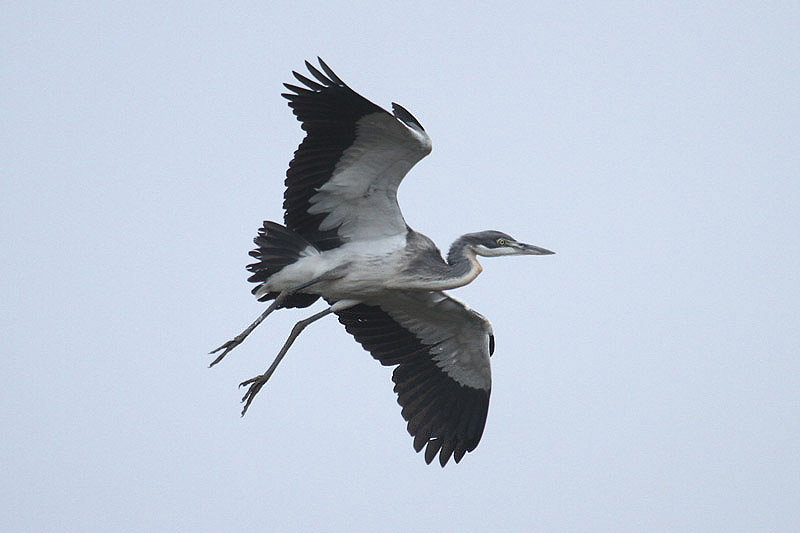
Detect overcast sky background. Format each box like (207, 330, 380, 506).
(3, 2, 799, 531)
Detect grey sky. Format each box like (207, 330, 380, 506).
(2, 2, 799, 531)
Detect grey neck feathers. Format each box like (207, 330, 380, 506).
(446, 235, 478, 275)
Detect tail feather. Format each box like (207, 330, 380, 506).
(246, 221, 320, 308)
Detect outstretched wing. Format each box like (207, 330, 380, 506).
(336, 291, 494, 466)
(282, 58, 432, 251)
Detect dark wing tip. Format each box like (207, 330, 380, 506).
(301, 58, 346, 89)
(424, 439, 443, 465)
(391, 102, 425, 132)
(317, 57, 345, 86)
(282, 59, 350, 96)
(292, 70, 325, 91)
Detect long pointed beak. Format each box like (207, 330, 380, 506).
(516, 242, 555, 255)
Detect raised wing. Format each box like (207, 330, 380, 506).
(282, 58, 432, 251)
(336, 291, 493, 466)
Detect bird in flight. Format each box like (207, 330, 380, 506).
(211, 58, 554, 466)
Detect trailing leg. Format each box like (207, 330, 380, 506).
(239, 299, 359, 415)
(208, 278, 322, 367)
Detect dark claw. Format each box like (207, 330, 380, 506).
(239, 375, 267, 416)
(208, 338, 241, 367)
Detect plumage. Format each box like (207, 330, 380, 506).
(211, 58, 554, 466)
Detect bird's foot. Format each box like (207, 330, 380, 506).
(239, 371, 274, 416)
(208, 335, 246, 367)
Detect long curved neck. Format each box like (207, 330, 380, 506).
(445, 235, 483, 285)
(392, 230, 483, 290)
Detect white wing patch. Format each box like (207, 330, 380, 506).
(377, 292, 493, 390)
(307, 112, 432, 242)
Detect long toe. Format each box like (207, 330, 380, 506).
(239, 375, 263, 388)
(209, 338, 238, 355)
(239, 375, 268, 416)
(208, 338, 243, 367)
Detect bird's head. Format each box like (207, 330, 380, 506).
(464, 230, 555, 257)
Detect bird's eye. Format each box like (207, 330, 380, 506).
(496, 238, 507, 246)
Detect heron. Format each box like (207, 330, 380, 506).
(211, 58, 554, 466)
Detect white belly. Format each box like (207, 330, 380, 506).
(258, 234, 408, 299)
